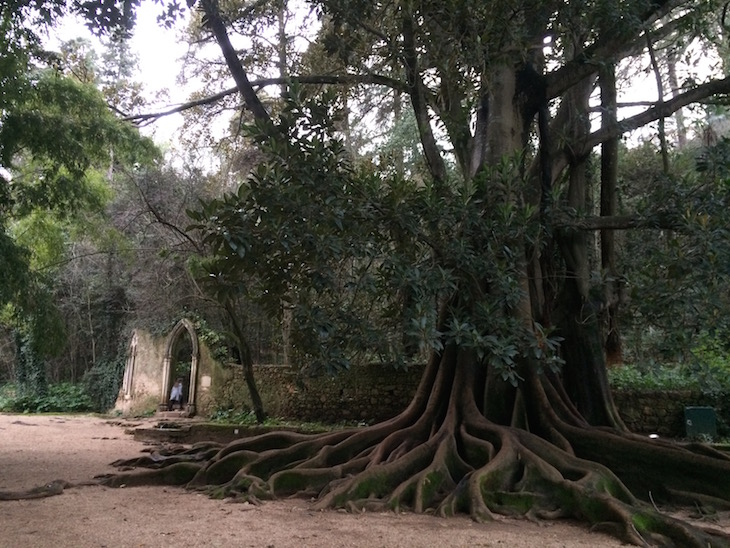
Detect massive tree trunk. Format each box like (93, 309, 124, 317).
(97, 65, 730, 548)
(599, 65, 624, 367)
(552, 73, 624, 428)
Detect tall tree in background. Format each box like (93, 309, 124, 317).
(0, 0, 158, 396)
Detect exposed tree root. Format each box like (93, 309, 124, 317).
(0, 479, 78, 500)
(110, 442, 221, 470)
(99, 351, 730, 547)
(103, 413, 730, 546)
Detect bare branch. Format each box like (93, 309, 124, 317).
(124, 74, 407, 125)
(125, 88, 236, 125)
(580, 74, 730, 153)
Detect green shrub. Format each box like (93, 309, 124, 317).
(608, 363, 699, 391)
(0, 384, 18, 410)
(609, 361, 730, 393)
(0, 382, 94, 413)
(691, 335, 730, 372)
(209, 407, 258, 425)
(208, 406, 363, 432)
(83, 353, 125, 412)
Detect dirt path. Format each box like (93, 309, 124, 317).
(0, 413, 663, 547)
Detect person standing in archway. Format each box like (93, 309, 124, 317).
(168, 378, 184, 411)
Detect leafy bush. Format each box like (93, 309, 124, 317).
(609, 360, 730, 393)
(209, 407, 258, 425)
(608, 364, 696, 391)
(0, 382, 94, 413)
(83, 353, 125, 412)
(0, 384, 17, 410)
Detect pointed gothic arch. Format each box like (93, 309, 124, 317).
(160, 319, 199, 415)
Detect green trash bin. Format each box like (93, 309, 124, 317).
(684, 406, 717, 439)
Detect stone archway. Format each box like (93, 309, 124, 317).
(160, 319, 199, 415)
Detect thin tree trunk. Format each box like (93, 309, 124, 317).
(201, 0, 270, 123)
(224, 299, 266, 423)
(392, 87, 404, 176)
(87, 290, 96, 366)
(647, 36, 670, 174)
(277, 0, 287, 97)
(667, 49, 687, 147)
(599, 65, 623, 367)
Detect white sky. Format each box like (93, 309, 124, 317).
(127, 3, 191, 143)
(54, 2, 192, 145)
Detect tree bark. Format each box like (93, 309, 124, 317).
(400, 3, 447, 184)
(200, 0, 271, 123)
(553, 73, 624, 427)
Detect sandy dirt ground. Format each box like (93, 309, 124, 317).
(0, 414, 724, 548)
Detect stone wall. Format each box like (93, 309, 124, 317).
(115, 330, 166, 416)
(222, 363, 423, 424)
(221, 364, 730, 438)
(113, 324, 231, 417)
(613, 390, 729, 438)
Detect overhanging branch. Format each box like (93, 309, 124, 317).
(546, 2, 686, 100)
(200, 0, 270, 123)
(124, 74, 408, 125)
(580, 74, 730, 153)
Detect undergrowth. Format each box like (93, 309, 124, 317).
(208, 407, 365, 432)
(0, 382, 94, 413)
(608, 361, 730, 393)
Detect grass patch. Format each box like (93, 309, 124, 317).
(208, 407, 364, 433)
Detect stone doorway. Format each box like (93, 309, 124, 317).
(159, 319, 199, 415)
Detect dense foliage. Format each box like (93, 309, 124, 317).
(0, 382, 94, 413)
(0, 1, 161, 396)
(618, 140, 730, 365)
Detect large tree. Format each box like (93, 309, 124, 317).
(23, 0, 730, 545)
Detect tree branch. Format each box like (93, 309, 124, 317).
(124, 74, 408, 125)
(400, 4, 447, 183)
(200, 0, 270, 123)
(579, 74, 730, 153)
(646, 33, 670, 173)
(546, 2, 684, 100)
(555, 212, 682, 231)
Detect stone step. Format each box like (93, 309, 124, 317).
(156, 410, 188, 419)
